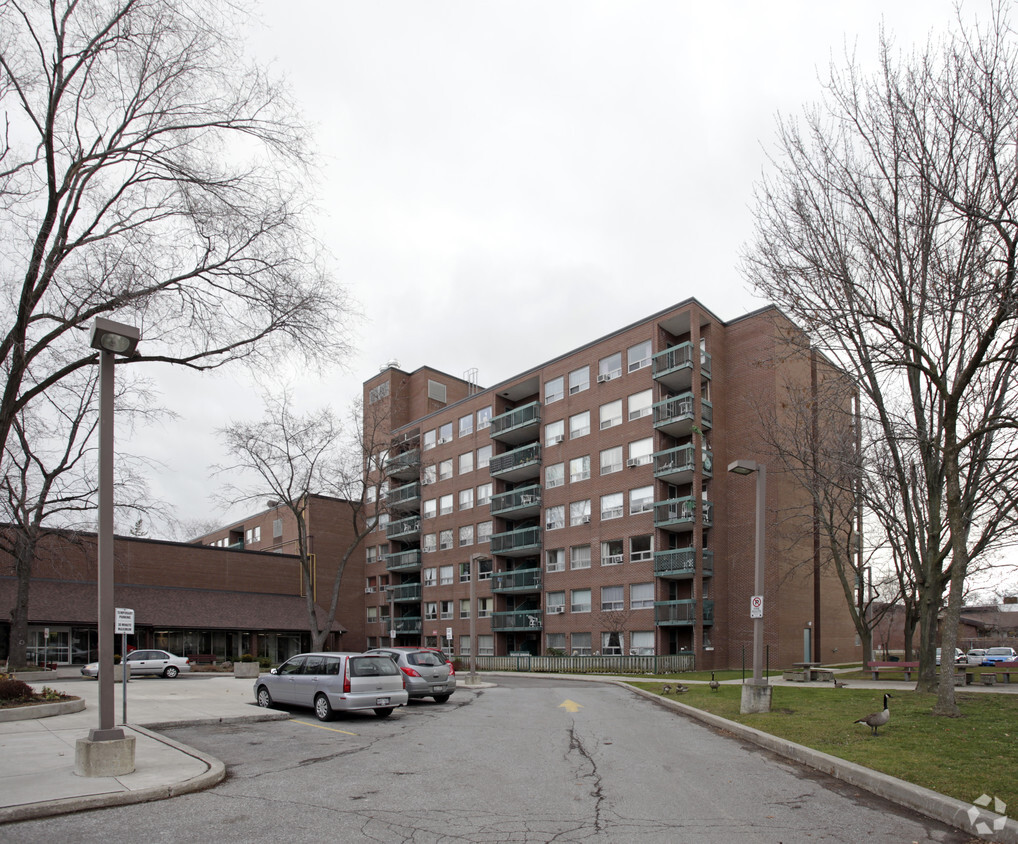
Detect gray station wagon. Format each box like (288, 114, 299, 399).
(253, 652, 409, 720)
(364, 647, 457, 703)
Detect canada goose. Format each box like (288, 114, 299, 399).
(854, 693, 892, 735)
(833, 679, 849, 688)
(662, 685, 672, 695)
(709, 672, 720, 692)
(673, 684, 688, 694)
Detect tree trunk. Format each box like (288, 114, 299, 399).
(915, 589, 941, 693)
(8, 532, 36, 670)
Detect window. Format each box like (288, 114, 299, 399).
(438, 459, 453, 480)
(478, 597, 492, 618)
(571, 632, 592, 655)
(545, 462, 565, 488)
(630, 535, 654, 562)
(376, 513, 389, 532)
(569, 455, 590, 483)
(600, 446, 623, 475)
(366, 546, 378, 565)
(478, 557, 493, 580)
(546, 591, 566, 613)
(423, 534, 437, 554)
(423, 567, 437, 587)
(630, 485, 654, 514)
(546, 548, 565, 572)
(545, 420, 565, 446)
(628, 340, 652, 373)
(440, 565, 454, 585)
(459, 524, 474, 546)
(628, 437, 653, 466)
(440, 494, 454, 515)
(600, 492, 623, 520)
(601, 585, 624, 611)
(630, 631, 655, 655)
(600, 399, 622, 430)
(598, 352, 622, 381)
(369, 381, 390, 404)
(478, 634, 494, 656)
(459, 488, 474, 510)
(423, 429, 437, 451)
(477, 483, 492, 505)
(568, 366, 589, 395)
(631, 582, 655, 609)
(601, 539, 623, 566)
(476, 445, 492, 469)
(273, 517, 283, 538)
(441, 600, 453, 620)
(546, 633, 566, 651)
(545, 376, 564, 404)
(365, 576, 375, 593)
(628, 389, 652, 421)
(477, 520, 492, 543)
(602, 631, 623, 655)
(570, 545, 591, 570)
(569, 411, 590, 439)
(459, 562, 471, 583)
(438, 421, 453, 443)
(425, 601, 438, 620)
(570, 589, 591, 613)
(459, 452, 474, 474)
(423, 498, 437, 519)
(422, 464, 437, 485)
(459, 599, 471, 618)
(546, 505, 565, 530)
(570, 500, 591, 526)
(459, 414, 473, 436)
(477, 406, 492, 429)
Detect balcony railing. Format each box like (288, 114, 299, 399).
(490, 484, 542, 517)
(654, 599, 715, 626)
(653, 497, 713, 532)
(387, 481, 421, 512)
(386, 515, 421, 541)
(489, 442, 542, 481)
(490, 401, 542, 445)
(394, 615, 422, 635)
(491, 567, 542, 593)
(653, 548, 714, 579)
(491, 609, 544, 632)
(388, 582, 422, 602)
(490, 525, 543, 557)
(385, 448, 421, 480)
(652, 343, 712, 392)
(386, 549, 422, 572)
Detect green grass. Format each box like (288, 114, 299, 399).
(630, 681, 1018, 810)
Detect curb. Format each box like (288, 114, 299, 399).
(0, 697, 85, 722)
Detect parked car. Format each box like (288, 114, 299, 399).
(966, 648, 988, 665)
(983, 647, 1018, 664)
(364, 647, 457, 703)
(80, 649, 190, 679)
(253, 652, 408, 721)
(935, 648, 965, 665)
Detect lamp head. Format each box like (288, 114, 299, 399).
(727, 459, 759, 475)
(90, 317, 140, 357)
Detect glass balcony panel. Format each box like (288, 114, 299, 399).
(653, 599, 714, 626)
(490, 525, 543, 557)
(386, 549, 422, 572)
(491, 567, 542, 592)
(489, 442, 542, 482)
(490, 484, 542, 517)
(490, 401, 542, 444)
(491, 609, 544, 631)
(653, 548, 714, 579)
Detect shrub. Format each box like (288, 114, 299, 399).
(240, 653, 254, 662)
(0, 678, 33, 701)
(257, 657, 272, 669)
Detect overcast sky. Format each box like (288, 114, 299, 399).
(130, 0, 983, 538)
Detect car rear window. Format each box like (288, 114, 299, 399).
(408, 652, 446, 667)
(350, 656, 399, 677)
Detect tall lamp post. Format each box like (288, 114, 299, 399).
(728, 459, 771, 714)
(468, 553, 490, 685)
(77, 318, 140, 776)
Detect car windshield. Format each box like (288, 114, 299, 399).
(987, 648, 1012, 655)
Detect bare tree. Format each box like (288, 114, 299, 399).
(0, 0, 350, 463)
(742, 5, 1018, 715)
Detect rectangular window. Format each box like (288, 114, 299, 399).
(628, 340, 652, 373)
(366, 546, 378, 565)
(440, 494, 454, 515)
(438, 421, 453, 443)
(477, 483, 492, 506)
(425, 601, 438, 621)
(478, 557, 493, 580)
(459, 599, 471, 619)
(569, 500, 591, 526)
(478, 597, 492, 619)
(545, 462, 565, 488)
(546, 505, 565, 530)
(571, 632, 592, 655)
(478, 634, 494, 656)
(601, 539, 624, 566)
(369, 381, 390, 404)
(628, 389, 653, 421)
(546, 591, 566, 613)
(422, 464, 437, 485)
(570, 545, 591, 570)
(568, 366, 590, 395)
(602, 631, 623, 655)
(569, 455, 590, 483)
(631, 631, 655, 655)
(630, 535, 654, 562)
(459, 452, 474, 474)
(476, 445, 492, 469)
(438, 459, 453, 480)
(477, 406, 492, 429)
(459, 488, 474, 510)
(601, 585, 624, 611)
(600, 446, 623, 476)
(477, 520, 493, 543)
(600, 492, 623, 520)
(570, 589, 592, 613)
(628, 437, 653, 466)
(423, 429, 437, 451)
(423, 498, 437, 519)
(545, 376, 565, 404)
(546, 632, 566, 651)
(630, 485, 654, 514)
(546, 548, 565, 572)
(459, 414, 473, 436)
(441, 600, 453, 620)
(439, 565, 454, 585)
(631, 582, 655, 609)
(569, 411, 590, 439)
(598, 352, 622, 381)
(459, 524, 474, 546)
(545, 419, 565, 446)
(459, 562, 471, 583)
(423, 533, 436, 553)
(599, 399, 622, 430)
(423, 567, 437, 587)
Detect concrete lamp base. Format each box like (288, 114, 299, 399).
(740, 682, 773, 715)
(75, 734, 136, 777)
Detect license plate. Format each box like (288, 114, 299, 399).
(432, 685, 445, 693)
(376, 697, 390, 705)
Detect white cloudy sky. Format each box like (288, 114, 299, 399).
(130, 0, 983, 536)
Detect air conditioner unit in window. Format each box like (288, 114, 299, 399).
(581, 515, 591, 524)
(548, 606, 564, 614)
(436, 437, 448, 445)
(596, 373, 610, 383)
(626, 458, 641, 468)
(551, 435, 564, 444)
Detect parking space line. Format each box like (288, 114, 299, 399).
(292, 720, 359, 736)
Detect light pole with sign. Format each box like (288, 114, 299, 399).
(116, 607, 135, 725)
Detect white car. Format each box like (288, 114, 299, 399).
(80, 649, 191, 678)
(966, 648, 988, 665)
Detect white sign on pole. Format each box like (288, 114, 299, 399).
(115, 607, 135, 635)
(750, 595, 764, 619)
(445, 627, 453, 641)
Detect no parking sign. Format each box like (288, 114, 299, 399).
(750, 595, 764, 618)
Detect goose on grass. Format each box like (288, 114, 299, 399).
(854, 693, 892, 735)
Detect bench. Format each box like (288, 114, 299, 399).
(868, 660, 919, 680)
(981, 672, 997, 686)
(990, 661, 1018, 683)
(187, 653, 217, 665)
(782, 670, 806, 682)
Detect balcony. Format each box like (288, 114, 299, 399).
(652, 342, 712, 392)
(490, 484, 542, 518)
(653, 444, 715, 485)
(385, 448, 420, 481)
(654, 548, 714, 579)
(491, 567, 542, 593)
(394, 615, 422, 635)
(653, 394, 713, 438)
(489, 442, 542, 482)
(491, 609, 543, 632)
(388, 582, 422, 602)
(386, 548, 422, 573)
(386, 515, 421, 541)
(490, 401, 542, 445)
(387, 481, 421, 513)
(654, 599, 715, 626)
(490, 525, 542, 557)
(653, 497, 713, 533)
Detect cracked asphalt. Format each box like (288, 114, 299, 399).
(4, 675, 978, 843)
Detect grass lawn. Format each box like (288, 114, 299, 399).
(629, 681, 1018, 811)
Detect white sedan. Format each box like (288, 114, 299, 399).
(80, 649, 191, 678)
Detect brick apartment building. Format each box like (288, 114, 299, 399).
(361, 299, 861, 669)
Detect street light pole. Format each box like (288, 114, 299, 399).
(468, 553, 489, 685)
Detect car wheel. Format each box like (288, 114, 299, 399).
(256, 686, 273, 708)
(314, 693, 334, 722)
(373, 707, 394, 718)
(433, 694, 451, 704)
(163, 665, 179, 678)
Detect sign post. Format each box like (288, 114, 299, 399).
(750, 595, 763, 619)
(115, 608, 135, 725)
